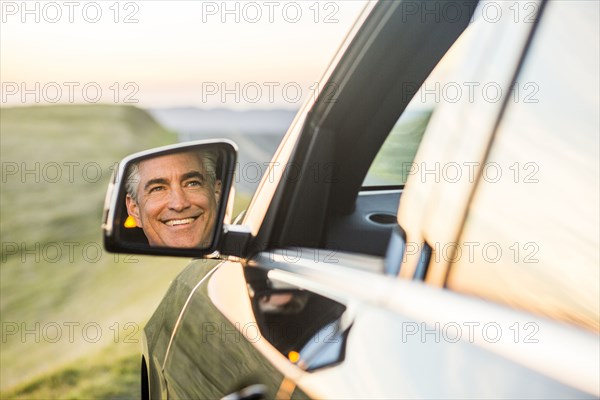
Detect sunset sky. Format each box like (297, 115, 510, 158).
(1, 1, 369, 109)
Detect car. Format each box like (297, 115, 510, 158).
(102, 0, 599, 398)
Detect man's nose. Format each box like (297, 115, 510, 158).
(167, 187, 191, 211)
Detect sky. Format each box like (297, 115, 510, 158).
(1, 0, 369, 109)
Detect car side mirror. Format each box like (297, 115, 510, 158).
(102, 140, 237, 257)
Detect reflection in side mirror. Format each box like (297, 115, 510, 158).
(102, 140, 237, 257)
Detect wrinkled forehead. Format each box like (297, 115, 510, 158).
(137, 152, 207, 183)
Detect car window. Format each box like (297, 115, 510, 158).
(363, 23, 476, 187)
(362, 105, 433, 186)
(446, 1, 599, 332)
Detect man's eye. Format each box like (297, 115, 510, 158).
(185, 180, 203, 187)
(148, 186, 165, 194)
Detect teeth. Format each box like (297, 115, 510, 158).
(165, 218, 195, 226)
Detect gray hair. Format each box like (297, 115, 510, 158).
(125, 149, 218, 203)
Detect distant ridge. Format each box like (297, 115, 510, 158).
(148, 107, 297, 136)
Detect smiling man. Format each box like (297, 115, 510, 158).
(125, 150, 221, 248)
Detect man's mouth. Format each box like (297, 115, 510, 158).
(163, 216, 198, 226)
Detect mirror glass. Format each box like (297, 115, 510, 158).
(105, 141, 236, 254)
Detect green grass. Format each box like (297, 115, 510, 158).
(2, 343, 140, 399)
(0, 105, 189, 397)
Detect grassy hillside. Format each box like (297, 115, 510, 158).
(0, 105, 191, 397)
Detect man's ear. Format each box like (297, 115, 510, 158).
(125, 194, 143, 228)
(214, 180, 222, 203)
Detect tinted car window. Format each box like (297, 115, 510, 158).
(446, 1, 599, 332)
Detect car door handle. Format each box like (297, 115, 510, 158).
(221, 384, 267, 400)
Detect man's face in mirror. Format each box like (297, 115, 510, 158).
(125, 151, 221, 248)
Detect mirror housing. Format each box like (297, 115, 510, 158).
(102, 140, 237, 257)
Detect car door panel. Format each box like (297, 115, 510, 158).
(298, 304, 593, 399)
(143, 258, 222, 397)
(162, 261, 284, 399)
(244, 249, 597, 398)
